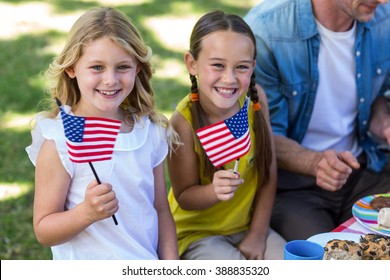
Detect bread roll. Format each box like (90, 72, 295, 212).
(377, 208, 390, 228)
(360, 234, 390, 260)
(323, 239, 362, 260)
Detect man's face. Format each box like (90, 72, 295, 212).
(336, 0, 388, 22)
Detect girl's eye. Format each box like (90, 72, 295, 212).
(91, 65, 103, 71)
(237, 65, 250, 70)
(212, 63, 224, 69)
(118, 65, 131, 70)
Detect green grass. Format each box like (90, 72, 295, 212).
(0, 0, 257, 260)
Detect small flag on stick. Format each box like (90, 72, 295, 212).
(56, 98, 121, 225)
(57, 101, 121, 163)
(196, 98, 251, 168)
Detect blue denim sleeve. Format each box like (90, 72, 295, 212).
(245, 14, 289, 137)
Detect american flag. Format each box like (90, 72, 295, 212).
(57, 102, 121, 163)
(196, 98, 251, 167)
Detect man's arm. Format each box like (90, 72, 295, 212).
(274, 135, 360, 192)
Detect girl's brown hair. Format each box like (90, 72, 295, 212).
(188, 10, 272, 187)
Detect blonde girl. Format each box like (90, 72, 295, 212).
(26, 7, 179, 260)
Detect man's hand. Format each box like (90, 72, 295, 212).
(315, 150, 360, 191)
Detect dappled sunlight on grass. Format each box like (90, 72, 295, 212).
(0, 34, 58, 115)
(154, 58, 188, 82)
(0, 2, 82, 39)
(1, 112, 33, 131)
(146, 16, 196, 52)
(95, 0, 152, 5)
(0, 182, 31, 201)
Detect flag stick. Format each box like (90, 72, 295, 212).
(233, 158, 240, 174)
(88, 162, 118, 225)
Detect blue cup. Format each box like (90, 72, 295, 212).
(284, 240, 324, 260)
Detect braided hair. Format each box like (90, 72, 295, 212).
(188, 10, 272, 186)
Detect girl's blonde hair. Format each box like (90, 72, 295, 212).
(188, 10, 272, 187)
(43, 6, 179, 146)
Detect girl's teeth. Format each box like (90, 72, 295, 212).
(99, 90, 117, 96)
(217, 88, 235, 95)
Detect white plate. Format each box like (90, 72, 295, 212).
(307, 232, 362, 246)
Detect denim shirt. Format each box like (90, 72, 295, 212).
(245, 0, 390, 172)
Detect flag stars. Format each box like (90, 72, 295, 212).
(225, 101, 249, 139)
(60, 110, 86, 143)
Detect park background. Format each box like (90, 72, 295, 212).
(0, 0, 260, 259)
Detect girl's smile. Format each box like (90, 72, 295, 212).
(215, 87, 238, 97)
(97, 89, 121, 96)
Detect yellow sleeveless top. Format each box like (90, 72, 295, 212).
(168, 95, 258, 255)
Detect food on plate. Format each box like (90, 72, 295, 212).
(377, 208, 390, 228)
(359, 234, 390, 260)
(369, 196, 390, 211)
(323, 239, 362, 260)
(378, 207, 390, 227)
(322, 233, 390, 260)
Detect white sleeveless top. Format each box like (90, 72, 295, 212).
(26, 106, 168, 259)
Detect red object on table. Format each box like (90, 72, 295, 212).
(332, 217, 369, 234)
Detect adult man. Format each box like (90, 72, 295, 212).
(245, 0, 390, 240)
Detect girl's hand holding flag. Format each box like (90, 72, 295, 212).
(212, 169, 244, 201)
(83, 180, 119, 223)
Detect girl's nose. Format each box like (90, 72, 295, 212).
(103, 70, 118, 86)
(222, 69, 236, 83)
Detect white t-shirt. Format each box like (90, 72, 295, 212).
(301, 20, 361, 156)
(26, 107, 168, 259)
